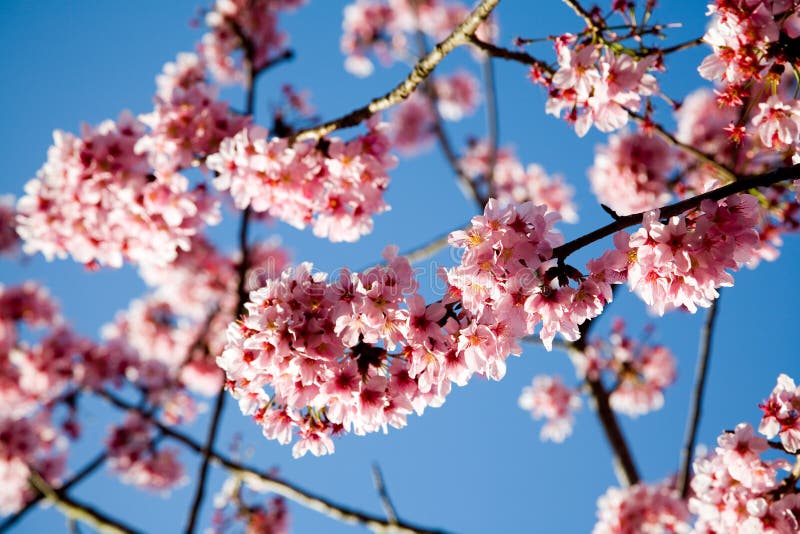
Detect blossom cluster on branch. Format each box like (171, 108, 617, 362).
(2, 0, 800, 532)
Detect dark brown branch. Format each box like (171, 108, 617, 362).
(571, 331, 640, 487)
(553, 164, 800, 260)
(469, 36, 554, 74)
(657, 37, 705, 55)
(678, 296, 721, 498)
(28, 471, 141, 534)
(292, 0, 500, 142)
(584, 377, 640, 486)
(99, 390, 447, 534)
(408, 7, 485, 207)
(185, 43, 257, 531)
(467, 38, 735, 180)
(371, 463, 399, 524)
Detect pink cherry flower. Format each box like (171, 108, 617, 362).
(518, 375, 581, 442)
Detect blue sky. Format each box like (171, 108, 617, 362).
(1, 1, 798, 532)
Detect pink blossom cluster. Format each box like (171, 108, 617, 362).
(588, 129, 674, 215)
(699, 1, 800, 98)
(759, 373, 800, 453)
(390, 93, 436, 154)
(117, 235, 291, 402)
(16, 112, 220, 268)
(107, 414, 186, 493)
(0, 282, 73, 419)
(136, 53, 249, 172)
(208, 117, 396, 242)
(221, 206, 592, 457)
(444, 200, 568, 350)
(689, 423, 800, 533)
(538, 34, 658, 137)
(673, 88, 798, 264)
(582, 320, 676, 417)
(461, 140, 577, 222)
(0, 415, 65, 515)
(446, 200, 629, 350)
(341, 0, 495, 76)
(199, 0, 304, 84)
(211, 476, 289, 534)
(699, 1, 800, 154)
(518, 375, 581, 442)
(0, 195, 18, 255)
(623, 195, 763, 315)
(390, 71, 480, 154)
(592, 481, 690, 534)
(674, 89, 744, 192)
(220, 247, 439, 458)
(433, 70, 481, 121)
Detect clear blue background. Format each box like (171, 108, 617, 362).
(0, 1, 797, 532)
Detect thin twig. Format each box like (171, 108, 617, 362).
(678, 296, 721, 497)
(627, 110, 736, 182)
(408, 8, 485, 207)
(371, 463, 399, 524)
(656, 36, 705, 55)
(28, 471, 141, 534)
(291, 0, 501, 142)
(562, 0, 600, 31)
(98, 390, 447, 534)
(482, 55, 499, 195)
(469, 36, 554, 74)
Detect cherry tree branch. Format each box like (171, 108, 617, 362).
(371, 463, 399, 524)
(626, 110, 737, 182)
(408, 7, 486, 207)
(0, 451, 108, 532)
(678, 295, 721, 498)
(553, 164, 800, 261)
(184, 36, 258, 530)
(98, 390, 447, 534)
(467, 38, 735, 181)
(28, 471, 140, 534)
(291, 0, 501, 142)
(562, 0, 601, 32)
(571, 325, 640, 487)
(481, 55, 499, 194)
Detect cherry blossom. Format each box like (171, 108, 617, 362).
(592, 481, 690, 534)
(208, 117, 395, 242)
(589, 130, 674, 215)
(518, 375, 581, 442)
(16, 112, 220, 268)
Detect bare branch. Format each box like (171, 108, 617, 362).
(28, 471, 141, 534)
(372, 463, 399, 524)
(678, 296, 721, 498)
(562, 0, 600, 31)
(0, 451, 108, 531)
(99, 390, 447, 534)
(292, 0, 501, 142)
(570, 333, 640, 487)
(481, 56, 499, 194)
(185, 44, 258, 530)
